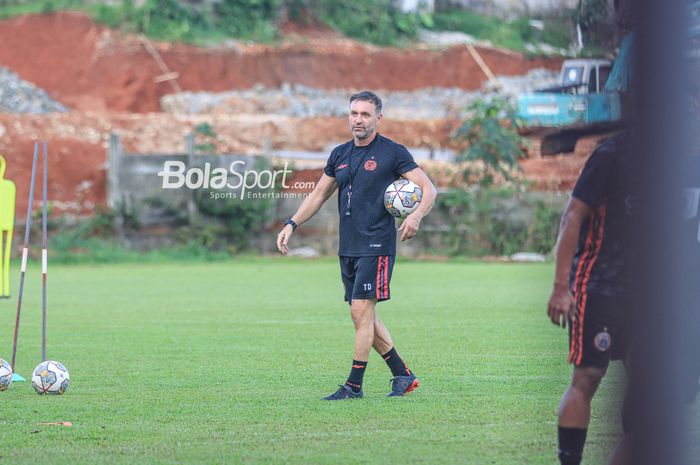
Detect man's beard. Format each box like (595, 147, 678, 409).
(354, 126, 373, 139)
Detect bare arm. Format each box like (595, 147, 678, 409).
(547, 197, 593, 328)
(276, 174, 338, 254)
(397, 167, 438, 241)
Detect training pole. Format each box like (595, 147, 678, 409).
(10, 142, 39, 379)
(41, 142, 48, 363)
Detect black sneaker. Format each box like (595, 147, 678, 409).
(322, 384, 363, 400)
(387, 373, 419, 397)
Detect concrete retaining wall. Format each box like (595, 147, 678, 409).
(107, 133, 568, 256)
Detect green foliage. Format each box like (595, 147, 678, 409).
(50, 235, 230, 263)
(0, 1, 575, 50)
(284, 0, 307, 22)
(444, 96, 559, 257)
(137, 0, 280, 43)
(212, 0, 280, 42)
(93, 0, 140, 29)
(431, 9, 574, 52)
(438, 189, 562, 257)
(42, 202, 234, 263)
(0, 0, 80, 19)
(137, 0, 242, 44)
(453, 96, 526, 187)
(48, 210, 116, 262)
(430, 10, 528, 51)
(36, 160, 278, 262)
(192, 185, 274, 253)
(540, 17, 574, 50)
(573, 0, 616, 52)
(311, 0, 425, 46)
(109, 195, 142, 231)
(46, 209, 231, 263)
(530, 199, 563, 253)
(0, 0, 280, 44)
(193, 122, 217, 153)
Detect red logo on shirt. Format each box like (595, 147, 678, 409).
(337, 164, 348, 170)
(364, 160, 377, 171)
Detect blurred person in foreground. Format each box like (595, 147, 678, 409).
(547, 130, 635, 465)
(606, 36, 700, 464)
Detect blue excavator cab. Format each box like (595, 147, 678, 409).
(518, 59, 621, 128)
(517, 34, 634, 154)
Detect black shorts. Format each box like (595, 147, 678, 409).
(568, 292, 630, 368)
(339, 255, 395, 303)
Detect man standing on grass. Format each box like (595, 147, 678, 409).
(276, 91, 437, 400)
(546, 132, 633, 465)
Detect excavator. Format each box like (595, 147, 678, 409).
(517, 33, 632, 155)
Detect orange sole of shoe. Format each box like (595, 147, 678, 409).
(404, 379, 419, 395)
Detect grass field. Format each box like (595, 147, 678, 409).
(0, 258, 626, 464)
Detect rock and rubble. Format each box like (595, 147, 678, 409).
(418, 29, 483, 47)
(0, 12, 562, 113)
(0, 12, 592, 220)
(161, 69, 559, 118)
(0, 67, 67, 114)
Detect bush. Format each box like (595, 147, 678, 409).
(453, 96, 526, 187)
(432, 9, 525, 49)
(213, 0, 280, 42)
(45, 205, 245, 263)
(188, 190, 273, 254)
(439, 97, 561, 257)
(193, 122, 217, 153)
(431, 8, 576, 52)
(140, 0, 203, 42)
(311, 0, 426, 46)
(438, 189, 562, 257)
(573, 0, 617, 52)
(540, 17, 574, 50)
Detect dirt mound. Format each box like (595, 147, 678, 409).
(0, 112, 458, 215)
(0, 12, 583, 221)
(0, 136, 105, 218)
(0, 12, 562, 114)
(0, 111, 599, 217)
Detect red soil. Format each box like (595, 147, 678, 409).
(0, 12, 562, 113)
(0, 12, 583, 220)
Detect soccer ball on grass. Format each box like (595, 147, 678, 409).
(0, 358, 12, 391)
(32, 360, 70, 395)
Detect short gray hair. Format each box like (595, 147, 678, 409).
(350, 91, 382, 113)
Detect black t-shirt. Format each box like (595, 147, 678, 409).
(570, 133, 634, 296)
(324, 134, 419, 257)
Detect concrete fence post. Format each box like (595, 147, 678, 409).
(185, 133, 197, 225)
(107, 133, 124, 235)
(107, 133, 121, 210)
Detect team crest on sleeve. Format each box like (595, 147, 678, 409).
(594, 329, 612, 352)
(364, 160, 377, 171)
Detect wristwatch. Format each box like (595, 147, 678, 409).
(283, 219, 298, 231)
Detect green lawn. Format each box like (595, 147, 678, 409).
(0, 259, 625, 464)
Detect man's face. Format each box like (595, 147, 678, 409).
(348, 99, 381, 141)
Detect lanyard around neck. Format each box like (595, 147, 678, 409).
(345, 145, 371, 216)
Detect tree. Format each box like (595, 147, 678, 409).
(453, 96, 526, 187)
